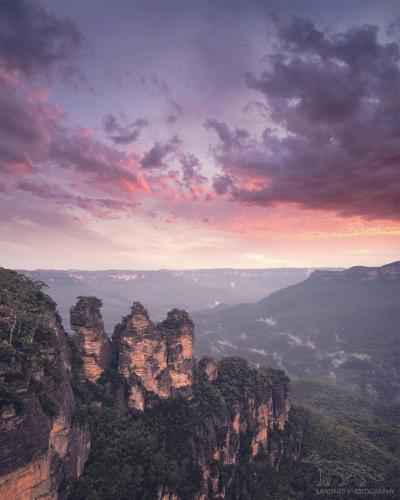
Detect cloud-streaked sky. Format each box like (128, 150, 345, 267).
(0, 0, 399, 270)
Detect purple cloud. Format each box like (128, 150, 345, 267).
(208, 18, 400, 221)
(102, 113, 148, 145)
(16, 180, 138, 218)
(0, 0, 83, 77)
(140, 136, 180, 169)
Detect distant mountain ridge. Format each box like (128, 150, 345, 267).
(309, 261, 400, 281)
(19, 267, 339, 332)
(193, 261, 400, 401)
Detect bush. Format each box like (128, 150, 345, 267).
(0, 340, 16, 362)
(29, 377, 58, 417)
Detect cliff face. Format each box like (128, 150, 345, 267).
(310, 261, 400, 282)
(73, 300, 298, 498)
(191, 357, 299, 499)
(163, 309, 194, 394)
(112, 302, 194, 410)
(0, 273, 302, 500)
(70, 297, 111, 383)
(0, 270, 90, 500)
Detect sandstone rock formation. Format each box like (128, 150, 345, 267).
(70, 296, 111, 382)
(0, 269, 302, 500)
(0, 289, 90, 500)
(198, 356, 218, 382)
(163, 309, 194, 394)
(190, 357, 299, 498)
(112, 302, 194, 410)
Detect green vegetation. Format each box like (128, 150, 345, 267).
(68, 354, 399, 499)
(0, 267, 56, 350)
(293, 377, 400, 457)
(0, 268, 61, 415)
(0, 380, 22, 411)
(194, 264, 400, 403)
(28, 377, 58, 417)
(69, 357, 292, 499)
(220, 405, 399, 500)
(1, 268, 398, 499)
(68, 400, 205, 500)
(216, 356, 288, 400)
(69, 387, 400, 499)
(0, 339, 16, 362)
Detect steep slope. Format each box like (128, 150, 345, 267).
(2, 267, 397, 499)
(0, 269, 90, 499)
(193, 262, 400, 400)
(67, 298, 302, 498)
(69, 357, 302, 500)
(112, 303, 195, 410)
(70, 297, 112, 383)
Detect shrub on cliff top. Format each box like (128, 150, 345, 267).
(0, 268, 55, 347)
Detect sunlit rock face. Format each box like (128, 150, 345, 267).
(0, 270, 302, 500)
(0, 304, 90, 500)
(166, 358, 300, 499)
(70, 296, 112, 382)
(162, 309, 194, 395)
(157, 485, 178, 500)
(113, 302, 194, 410)
(198, 356, 218, 382)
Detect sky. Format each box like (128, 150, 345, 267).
(0, 0, 399, 270)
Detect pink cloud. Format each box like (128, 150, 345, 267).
(0, 63, 213, 225)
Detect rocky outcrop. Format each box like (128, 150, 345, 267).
(150, 357, 301, 500)
(157, 485, 179, 500)
(198, 357, 218, 382)
(112, 302, 169, 411)
(163, 309, 194, 395)
(0, 290, 90, 500)
(192, 358, 299, 498)
(0, 268, 302, 500)
(70, 296, 111, 382)
(112, 302, 194, 410)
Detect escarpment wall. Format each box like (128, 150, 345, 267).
(70, 299, 300, 498)
(191, 357, 301, 498)
(0, 304, 90, 500)
(0, 280, 302, 500)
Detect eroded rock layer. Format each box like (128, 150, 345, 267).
(112, 302, 194, 410)
(0, 286, 90, 500)
(70, 297, 111, 382)
(190, 357, 300, 498)
(0, 270, 301, 500)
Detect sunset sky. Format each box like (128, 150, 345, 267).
(0, 0, 399, 270)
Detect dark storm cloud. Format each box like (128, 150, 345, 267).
(0, 0, 83, 76)
(102, 113, 148, 145)
(208, 17, 400, 221)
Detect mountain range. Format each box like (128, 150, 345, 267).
(193, 262, 400, 402)
(20, 268, 329, 332)
(0, 264, 399, 498)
